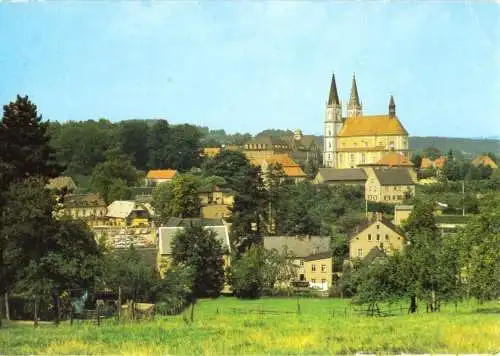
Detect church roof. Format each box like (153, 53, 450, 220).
(338, 115, 408, 137)
(328, 73, 340, 106)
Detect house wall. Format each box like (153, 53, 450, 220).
(349, 222, 405, 259)
(201, 204, 231, 219)
(394, 209, 412, 226)
(304, 257, 332, 290)
(65, 206, 107, 219)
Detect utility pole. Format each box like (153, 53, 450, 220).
(462, 180, 465, 216)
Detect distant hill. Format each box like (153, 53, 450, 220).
(409, 137, 500, 157)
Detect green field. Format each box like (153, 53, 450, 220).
(1, 297, 499, 355)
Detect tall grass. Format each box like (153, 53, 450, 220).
(1, 297, 499, 355)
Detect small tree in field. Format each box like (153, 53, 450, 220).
(230, 245, 264, 299)
(171, 224, 225, 298)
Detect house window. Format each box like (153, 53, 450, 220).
(311, 264, 316, 272)
(357, 248, 363, 257)
(385, 234, 389, 240)
(376, 225, 380, 229)
(368, 234, 372, 241)
(321, 279, 326, 285)
(300, 260, 304, 266)
(321, 264, 327, 273)
(311, 279, 316, 284)
(377, 234, 380, 241)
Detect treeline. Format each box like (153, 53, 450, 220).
(335, 196, 500, 311)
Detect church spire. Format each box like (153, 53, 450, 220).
(347, 73, 362, 117)
(327, 73, 340, 106)
(389, 95, 396, 117)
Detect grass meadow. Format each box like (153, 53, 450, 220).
(1, 297, 499, 355)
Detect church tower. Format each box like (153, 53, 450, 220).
(388, 95, 396, 117)
(323, 73, 343, 168)
(347, 73, 363, 117)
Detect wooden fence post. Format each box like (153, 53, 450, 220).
(34, 296, 39, 328)
(117, 286, 122, 321)
(190, 300, 196, 323)
(96, 303, 101, 326)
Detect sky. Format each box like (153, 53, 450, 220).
(0, 1, 499, 138)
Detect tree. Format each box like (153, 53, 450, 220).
(230, 165, 266, 254)
(90, 152, 140, 204)
(230, 245, 265, 299)
(457, 193, 500, 302)
(166, 124, 203, 171)
(0, 95, 62, 187)
(401, 198, 459, 312)
(117, 120, 150, 171)
(204, 150, 251, 189)
(102, 246, 157, 303)
(151, 174, 202, 225)
(171, 224, 225, 298)
(411, 153, 423, 169)
(147, 119, 171, 169)
(264, 163, 287, 235)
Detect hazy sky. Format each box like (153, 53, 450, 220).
(0, 1, 498, 137)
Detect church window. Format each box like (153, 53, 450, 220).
(361, 153, 366, 163)
(328, 142, 332, 148)
(328, 153, 331, 160)
(339, 154, 342, 162)
(365, 142, 368, 147)
(328, 130, 331, 136)
(350, 154, 355, 162)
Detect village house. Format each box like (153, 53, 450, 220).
(59, 193, 107, 222)
(263, 235, 331, 289)
(198, 186, 234, 219)
(46, 176, 78, 193)
(252, 154, 307, 184)
(106, 200, 152, 227)
(420, 156, 446, 170)
(364, 167, 416, 204)
(157, 218, 231, 276)
(145, 169, 177, 186)
(349, 215, 407, 259)
(313, 168, 367, 186)
(303, 252, 333, 291)
(472, 155, 498, 169)
(243, 136, 291, 161)
(201, 147, 222, 158)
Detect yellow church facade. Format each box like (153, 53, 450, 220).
(323, 73, 410, 169)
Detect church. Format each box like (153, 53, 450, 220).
(323, 73, 410, 169)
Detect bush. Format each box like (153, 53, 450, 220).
(153, 267, 194, 315)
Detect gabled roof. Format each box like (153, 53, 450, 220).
(283, 166, 307, 178)
(158, 224, 230, 255)
(263, 154, 298, 167)
(316, 168, 367, 182)
(304, 251, 332, 262)
(472, 155, 498, 169)
(376, 152, 414, 167)
(350, 218, 406, 241)
(339, 115, 408, 137)
(47, 176, 77, 191)
(263, 236, 331, 258)
(63, 193, 106, 208)
(107, 201, 148, 219)
(165, 217, 225, 227)
(146, 169, 177, 180)
(373, 168, 415, 186)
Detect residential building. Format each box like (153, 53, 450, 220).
(145, 169, 177, 186)
(59, 193, 107, 222)
(243, 136, 291, 161)
(280, 129, 322, 165)
(393, 205, 413, 226)
(253, 154, 307, 183)
(201, 147, 222, 158)
(349, 216, 406, 259)
(364, 167, 416, 204)
(263, 235, 331, 286)
(47, 176, 77, 192)
(313, 168, 367, 186)
(199, 186, 234, 219)
(303, 252, 333, 291)
(106, 201, 151, 227)
(420, 156, 446, 170)
(472, 155, 498, 169)
(157, 218, 231, 275)
(323, 73, 410, 168)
